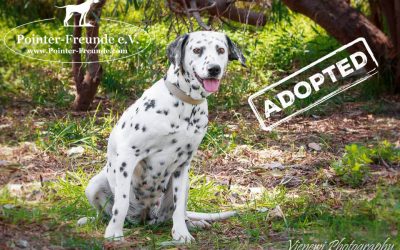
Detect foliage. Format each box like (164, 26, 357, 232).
(36, 105, 116, 151)
(333, 141, 400, 187)
(200, 122, 237, 154)
(333, 144, 372, 187)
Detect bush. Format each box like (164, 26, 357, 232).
(333, 144, 372, 187)
(333, 141, 400, 187)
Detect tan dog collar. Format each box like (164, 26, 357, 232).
(165, 80, 205, 105)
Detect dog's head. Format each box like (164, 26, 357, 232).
(167, 31, 246, 94)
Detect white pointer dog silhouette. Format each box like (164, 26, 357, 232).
(55, 0, 100, 27)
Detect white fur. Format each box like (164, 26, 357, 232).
(84, 31, 239, 243)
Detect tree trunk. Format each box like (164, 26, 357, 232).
(282, 0, 400, 92)
(72, 0, 105, 111)
(368, 0, 383, 30)
(395, 0, 400, 92)
(170, 0, 266, 27)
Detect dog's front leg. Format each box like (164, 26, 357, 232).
(171, 164, 194, 243)
(104, 155, 139, 240)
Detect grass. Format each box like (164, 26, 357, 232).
(35, 105, 116, 152)
(2, 173, 399, 248)
(1, 1, 399, 248)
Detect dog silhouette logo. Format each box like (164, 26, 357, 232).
(55, 0, 100, 27)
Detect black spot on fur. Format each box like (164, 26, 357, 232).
(121, 122, 125, 129)
(142, 126, 146, 132)
(156, 110, 162, 114)
(135, 123, 139, 130)
(123, 171, 128, 177)
(175, 187, 178, 192)
(174, 171, 181, 178)
(114, 209, 118, 215)
(122, 162, 126, 167)
(174, 195, 177, 202)
(171, 139, 177, 144)
(123, 194, 126, 198)
(113, 219, 116, 223)
(144, 99, 156, 111)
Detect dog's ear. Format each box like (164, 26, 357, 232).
(167, 34, 189, 69)
(225, 35, 247, 67)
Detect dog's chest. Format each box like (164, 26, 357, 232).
(129, 98, 208, 206)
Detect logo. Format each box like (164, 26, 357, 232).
(55, 0, 100, 27)
(248, 38, 378, 131)
(3, 2, 152, 63)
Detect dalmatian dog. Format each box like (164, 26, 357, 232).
(84, 31, 246, 243)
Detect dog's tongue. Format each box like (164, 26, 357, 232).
(203, 79, 220, 93)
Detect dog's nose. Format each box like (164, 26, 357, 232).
(207, 64, 221, 77)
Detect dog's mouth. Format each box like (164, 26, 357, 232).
(194, 72, 220, 93)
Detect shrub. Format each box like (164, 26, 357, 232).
(333, 144, 372, 187)
(333, 141, 400, 187)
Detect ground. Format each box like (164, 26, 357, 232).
(0, 92, 399, 249)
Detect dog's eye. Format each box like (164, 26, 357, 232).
(217, 48, 225, 54)
(193, 48, 201, 54)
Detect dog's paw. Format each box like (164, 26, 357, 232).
(172, 225, 195, 243)
(186, 219, 211, 230)
(104, 225, 124, 241)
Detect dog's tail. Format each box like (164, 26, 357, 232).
(186, 211, 237, 221)
(54, 5, 67, 8)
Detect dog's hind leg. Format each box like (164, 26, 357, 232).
(150, 178, 174, 224)
(85, 168, 114, 217)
